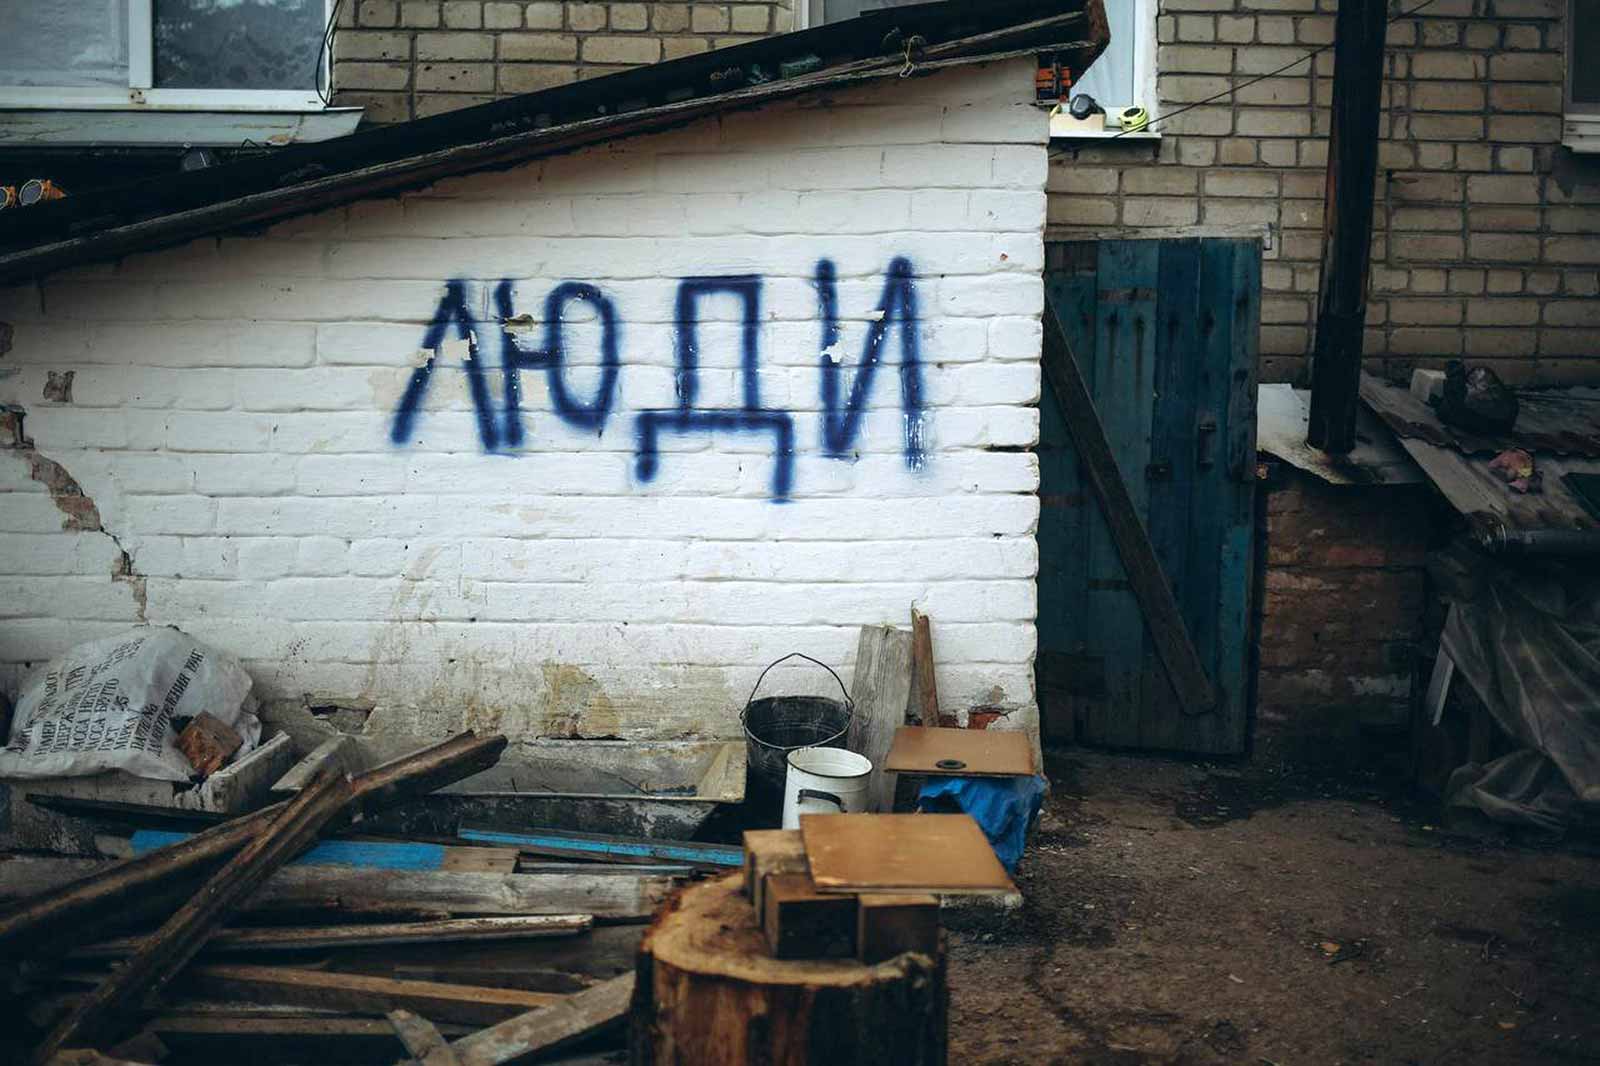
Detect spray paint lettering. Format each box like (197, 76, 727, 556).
(388, 259, 928, 500)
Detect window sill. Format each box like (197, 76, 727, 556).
(0, 107, 363, 147)
(1564, 113, 1600, 153)
(1049, 128, 1161, 143)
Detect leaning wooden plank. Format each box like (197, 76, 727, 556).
(441, 973, 635, 1066)
(459, 827, 742, 870)
(34, 769, 357, 1064)
(183, 965, 564, 1027)
(0, 732, 507, 959)
(907, 609, 941, 725)
(389, 1010, 461, 1066)
(70, 915, 593, 961)
(847, 625, 915, 812)
(1041, 300, 1218, 716)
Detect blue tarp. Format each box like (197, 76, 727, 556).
(916, 774, 1048, 874)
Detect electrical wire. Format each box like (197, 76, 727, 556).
(1116, 0, 1439, 138)
(316, 0, 347, 106)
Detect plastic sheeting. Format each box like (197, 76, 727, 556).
(1441, 561, 1600, 834)
(917, 774, 1048, 874)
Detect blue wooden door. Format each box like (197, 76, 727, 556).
(1037, 239, 1259, 754)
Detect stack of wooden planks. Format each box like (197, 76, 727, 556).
(741, 813, 1014, 964)
(0, 731, 719, 1066)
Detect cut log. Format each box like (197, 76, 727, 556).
(35, 768, 357, 1063)
(846, 625, 914, 812)
(740, 830, 808, 919)
(761, 873, 855, 959)
(182, 964, 564, 1027)
(632, 873, 947, 1066)
(443, 973, 635, 1066)
(856, 895, 939, 964)
(0, 732, 508, 959)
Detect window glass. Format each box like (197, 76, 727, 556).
(1574, 0, 1600, 108)
(0, 3, 129, 88)
(817, 0, 928, 23)
(154, 0, 324, 90)
(1072, 0, 1134, 107)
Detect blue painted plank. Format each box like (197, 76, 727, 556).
(1038, 242, 1099, 740)
(1140, 238, 1204, 751)
(1081, 240, 1160, 749)
(131, 830, 448, 870)
(1211, 239, 1261, 755)
(458, 827, 743, 867)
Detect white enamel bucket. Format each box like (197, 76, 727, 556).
(781, 746, 873, 829)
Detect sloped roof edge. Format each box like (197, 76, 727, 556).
(0, 0, 1107, 286)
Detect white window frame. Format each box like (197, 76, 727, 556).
(1054, 0, 1158, 139)
(0, 0, 332, 113)
(1564, 0, 1600, 152)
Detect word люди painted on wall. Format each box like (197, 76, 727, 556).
(389, 258, 927, 501)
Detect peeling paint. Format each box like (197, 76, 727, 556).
(5, 405, 148, 621)
(42, 370, 73, 404)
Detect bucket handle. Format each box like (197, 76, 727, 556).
(797, 788, 844, 811)
(741, 652, 854, 726)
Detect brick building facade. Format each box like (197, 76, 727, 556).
(333, 1, 797, 122)
(1045, 0, 1597, 388)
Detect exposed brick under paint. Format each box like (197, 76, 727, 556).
(1256, 468, 1432, 753)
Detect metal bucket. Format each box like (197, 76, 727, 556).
(741, 653, 853, 807)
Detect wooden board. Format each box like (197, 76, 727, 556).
(72, 915, 592, 961)
(181, 964, 564, 1027)
(857, 895, 940, 964)
(761, 873, 856, 959)
(847, 625, 915, 813)
(882, 727, 1034, 777)
(130, 830, 519, 874)
(459, 826, 742, 870)
(741, 830, 808, 920)
(800, 814, 1015, 895)
(907, 610, 940, 725)
(448, 973, 634, 1066)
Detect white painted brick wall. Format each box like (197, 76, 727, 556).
(0, 58, 1049, 740)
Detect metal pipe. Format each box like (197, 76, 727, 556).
(1470, 512, 1600, 557)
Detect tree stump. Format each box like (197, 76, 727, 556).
(631, 873, 946, 1066)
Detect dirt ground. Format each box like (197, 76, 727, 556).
(948, 748, 1600, 1066)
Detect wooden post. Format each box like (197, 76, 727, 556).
(1306, 0, 1389, 453)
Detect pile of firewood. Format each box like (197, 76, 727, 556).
(0, 733, 657, 1066)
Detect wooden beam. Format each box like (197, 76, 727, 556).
(389, 1010, 461, 1066)
(1041, 301, 1219, 716)
(70, 915, 592, 961)
(907, 609, 941, 725)
(0, 733, 506, 959)
(1306, 0, 1389, 452)
(441, 973, 635, 1066)
(182, 965, 564, 1027)
(35, 768, 356, 1062)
